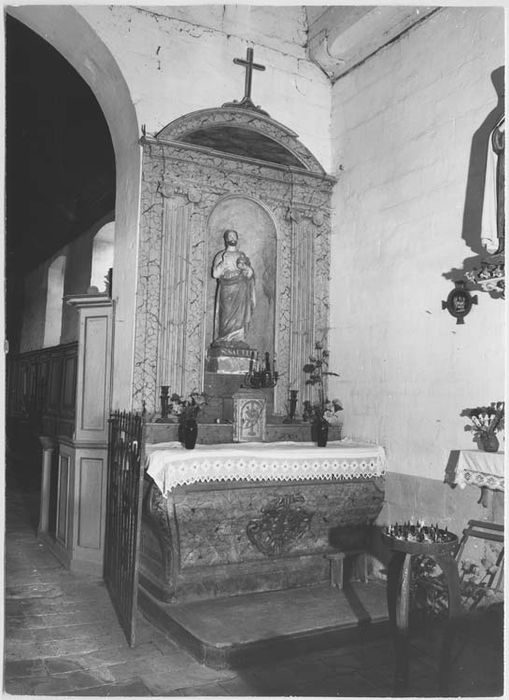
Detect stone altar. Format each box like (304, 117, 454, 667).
(139, 441, 386, 604)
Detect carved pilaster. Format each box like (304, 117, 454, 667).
(157, 201, 192, 396)
(289, 218, 315, 402)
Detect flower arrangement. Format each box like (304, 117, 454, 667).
(303, 341, 342, 424)
(461, 402, 504, 440)
(170, 391, 208, 422)
(465, 255, 505, 298)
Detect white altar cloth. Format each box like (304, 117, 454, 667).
(448, 449, 505, 491)
(145, 440, 386, 496)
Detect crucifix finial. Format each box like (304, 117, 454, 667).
(222, 47, 269, 116)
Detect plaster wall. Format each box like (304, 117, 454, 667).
(328, 7, 505, 492)
(20, 265, 49, 353)
(18, 213, 113, 353)
(75, 5, 332, 171)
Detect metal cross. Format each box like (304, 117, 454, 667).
(233, 48, 265, 104)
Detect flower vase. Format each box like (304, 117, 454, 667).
(313, 419, 329, 447)
(181, 419, 198, 450)
(479, 432, 499, 453)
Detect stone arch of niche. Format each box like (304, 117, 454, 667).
(134, 107, 335, 415)
(156, 107, 326, 175)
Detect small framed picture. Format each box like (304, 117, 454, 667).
(442, 281, 477, 324)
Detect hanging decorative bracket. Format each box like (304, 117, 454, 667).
(442, 280, 478, 324)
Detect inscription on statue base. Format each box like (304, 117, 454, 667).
(206, 344, 257, 375)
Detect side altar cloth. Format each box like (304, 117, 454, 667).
(446, 449, 504, 491)
(140, 441, 386, 604)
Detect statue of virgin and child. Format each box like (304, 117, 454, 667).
(211, 229, 256, 349)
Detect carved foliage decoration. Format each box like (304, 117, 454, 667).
(246, 494, 314, 557)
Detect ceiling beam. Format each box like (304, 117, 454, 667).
(306, 5, 437, 82)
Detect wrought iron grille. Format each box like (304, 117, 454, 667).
(104, 410, 145, 646)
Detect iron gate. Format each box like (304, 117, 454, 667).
(104, 410, 145, 646)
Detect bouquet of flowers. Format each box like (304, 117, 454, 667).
(462, 402, 504, 439)
(170, 391, 208, 421)
(303, 341, 342, 424)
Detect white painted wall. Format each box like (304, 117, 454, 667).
(328, 7, 505, 481)
(90, 222, 115, 292)
(43, 256, 66, 348)
(75, 5, 332, 172)
(20, 266, 48, 353)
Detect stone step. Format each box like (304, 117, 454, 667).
(139, 581, 389, 669)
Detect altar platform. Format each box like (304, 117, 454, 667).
(139, 580, 389, 669)
(139, 439, 387, 666)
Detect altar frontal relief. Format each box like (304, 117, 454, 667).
(206, 196, 276, 356)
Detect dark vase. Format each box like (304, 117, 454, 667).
(312, 418, 329, 447)
(180, 419, 198, 450)
(480, 432, 499, 453)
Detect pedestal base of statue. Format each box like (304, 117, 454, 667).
(206, 343, 256, 375)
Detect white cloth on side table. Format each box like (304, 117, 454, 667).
(449, 449, 505, 491)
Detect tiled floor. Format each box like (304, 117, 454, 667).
(3, 472, 504, 696)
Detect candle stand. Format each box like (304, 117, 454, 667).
(383, 530, 462, 695)
(243, 351, 278, 389)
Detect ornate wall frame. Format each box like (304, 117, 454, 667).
(133, 107, 336, 415)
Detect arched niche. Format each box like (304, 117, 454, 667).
(136, 106, 335, 414)
(206, 196, 277, 357)
(44, 255, 67, 348)
(90, 221, 115, 292)
(8, 5, 140, 410)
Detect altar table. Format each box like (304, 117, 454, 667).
(446, 449, 505, 492)
(141, 440, 386, 603)
(145, 440, 386, 495)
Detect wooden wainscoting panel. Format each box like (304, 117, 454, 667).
(81, 315, 109, 432)
(56, 452, 70, 545)
(77, 455, 105, 550)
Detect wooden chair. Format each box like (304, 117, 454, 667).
(455, 519, 504, 592)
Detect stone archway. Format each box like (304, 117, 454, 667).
(7, 5, 140, 409)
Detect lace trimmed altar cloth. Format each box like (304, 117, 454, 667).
(447, 449, 505, 491)
(145, 440, 386, 496)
